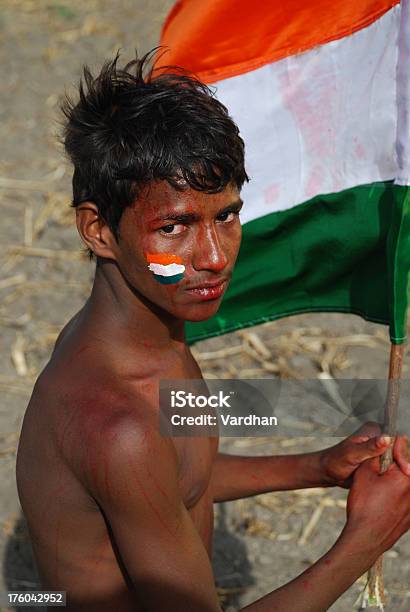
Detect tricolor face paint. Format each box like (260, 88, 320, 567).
(146, 253, 185, 285)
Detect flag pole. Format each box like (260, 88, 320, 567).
(360, 342, 405, 610)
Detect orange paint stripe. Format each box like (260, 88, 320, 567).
(160, 0, 399, 83)
(146, 253, 183, 265)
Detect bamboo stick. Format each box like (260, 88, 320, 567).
(361, 343, 404, 609)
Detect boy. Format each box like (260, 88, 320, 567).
(17, 52, 410, 611)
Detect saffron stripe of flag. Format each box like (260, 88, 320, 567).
(160, 0, 410, 344)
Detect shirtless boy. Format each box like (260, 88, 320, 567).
(17, 52, 410, 611)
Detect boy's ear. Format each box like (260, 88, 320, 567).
(75, 202, 118, 260)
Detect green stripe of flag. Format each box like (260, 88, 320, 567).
(387, 184, 410, 343)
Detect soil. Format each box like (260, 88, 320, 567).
(0, 1, 409, 610)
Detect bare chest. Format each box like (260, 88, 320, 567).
(174, 436, 218, 508)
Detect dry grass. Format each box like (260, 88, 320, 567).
(194, 327, 390, 381)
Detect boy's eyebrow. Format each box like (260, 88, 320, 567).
(155, 199, 244, 223)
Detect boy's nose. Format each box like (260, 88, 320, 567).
(191, 226, 229, 273)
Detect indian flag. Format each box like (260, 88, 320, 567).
(147, 253, 185, 284)
(160, 0, 410, 344)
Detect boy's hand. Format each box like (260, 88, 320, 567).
(319, 421, 410, 487)
(344, 456, 410, 555)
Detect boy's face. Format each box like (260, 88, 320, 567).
(112, 180, 243, 322)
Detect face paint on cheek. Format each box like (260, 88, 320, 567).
(146, 253, 185, 285)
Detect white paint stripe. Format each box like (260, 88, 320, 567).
(213, 6, 400, 223)
(148, 262, 185, 276)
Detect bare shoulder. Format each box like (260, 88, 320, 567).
(22, 336, 164, 462)
(85, 407, 180, 497)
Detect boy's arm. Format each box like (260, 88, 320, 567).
(87, 417, 222, 612)
(242, 457, 410, 611)
(242, 528, 379, 612)
(210, 450, 327, 502)
(210, 423, 410, 502)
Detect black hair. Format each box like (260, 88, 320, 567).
(61, 49, 248, 258)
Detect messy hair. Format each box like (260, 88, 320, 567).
(61, 49, 248, 258)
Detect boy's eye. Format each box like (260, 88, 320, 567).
(160, 223, 187, 235)
(217, 211, 237, 223)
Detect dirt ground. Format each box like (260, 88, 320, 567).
(0, 1, 409, 610)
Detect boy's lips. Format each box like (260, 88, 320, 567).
(185, 277, 228, 290)
(184, 278, 229, 300)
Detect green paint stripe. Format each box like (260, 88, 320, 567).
(186, 181, 410, 344)
(154, 273, 184, 285)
